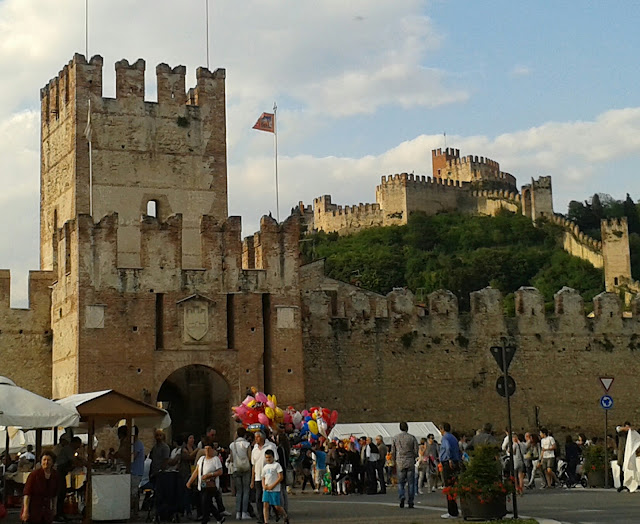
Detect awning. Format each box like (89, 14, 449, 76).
(328, 421, 441, 444)
(56, 390, 170, 428)
(0, 376, 80, 429)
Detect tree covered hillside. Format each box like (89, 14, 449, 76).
(301, 211, 604, 313)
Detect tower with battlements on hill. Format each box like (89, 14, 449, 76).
(296, 148, 552, 236)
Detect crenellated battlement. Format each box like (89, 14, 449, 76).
(378, 172, 466, 189)
(550, 214, 603, 251)
(470, 189, 521, 202)
(39, 53, 225, 126)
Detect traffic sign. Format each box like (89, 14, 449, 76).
(600, 395, 613, 410)
(599, 377, 614, 392)
(490, 344, 517, 372)
(496, 376, 516, 398)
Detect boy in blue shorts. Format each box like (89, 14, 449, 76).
(261, 449, 289, 524)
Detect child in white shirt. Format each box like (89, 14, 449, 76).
(261, 449, 289, 524)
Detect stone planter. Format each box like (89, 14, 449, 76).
(587, 469, 606, 488)
(460, 493, 507, 520)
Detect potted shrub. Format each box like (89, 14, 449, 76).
(582, 445, 608, 487)
(444, 445, 513, 520)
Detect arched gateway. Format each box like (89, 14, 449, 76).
(157, 365, 231, 443)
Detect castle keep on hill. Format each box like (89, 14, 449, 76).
(2, 54, 640, 441)
(296, 148, 634, 295)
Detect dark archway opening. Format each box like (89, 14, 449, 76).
(157, 365, 231, 444)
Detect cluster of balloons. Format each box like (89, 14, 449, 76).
(294, 406, 339, 441)
(232, 388, 284, 429)
(231, 388, 338, 443)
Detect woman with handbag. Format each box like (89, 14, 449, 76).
(186, 444, 225, 524)
(229, 427, 252, 520)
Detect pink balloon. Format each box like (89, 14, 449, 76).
(258, 413, 270, 426)
(267, 400, 275, 409)
(255, 392, 268, 403)
(302, 410, 309, 417)
(283, 413, 292, 424)
(242, 395, 255, 406)
(235, 405, 248, 418)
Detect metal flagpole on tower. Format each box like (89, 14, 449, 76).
(205, 0, 210, 69)
(85, 0, 89, 58)
(274, 102, 279, 222)
(85, 99, 93, 216)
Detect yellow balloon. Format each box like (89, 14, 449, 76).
(275, 407, 284, 422)
(247, 400, 256, 408)
(308, 420, 318, 434)
(265, 407, 275, 420)
(271, 394, 277, 406)
(312, 411, 319, 420)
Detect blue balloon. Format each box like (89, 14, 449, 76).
(304, 415, 312, 422)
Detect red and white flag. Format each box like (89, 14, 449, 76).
(252, 112, 275, 133)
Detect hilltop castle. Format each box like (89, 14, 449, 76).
(294, 148, 635, 295)
(2, 54, 640, 440)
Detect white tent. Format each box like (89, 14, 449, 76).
(0, 428, 96, 454)
(328, 421, 441, 444)
(0, 376, 80, 429)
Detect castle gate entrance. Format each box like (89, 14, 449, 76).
(157, 365, 231, 444)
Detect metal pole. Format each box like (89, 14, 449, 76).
(604, 409, 609, 489)
(274, 101, 279, 222)
(85, 0, 89, 58)
(205, 0, 210, 69)
(502, 343, 518, 518)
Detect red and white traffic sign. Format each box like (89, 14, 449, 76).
(599, 377, 614, 392)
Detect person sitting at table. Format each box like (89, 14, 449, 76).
(21, 451, 61, 524)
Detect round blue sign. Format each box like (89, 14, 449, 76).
(600, 395, 613, 410)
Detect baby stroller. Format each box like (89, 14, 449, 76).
(556, 458, 587, 488)
(146, 471, 182, 523)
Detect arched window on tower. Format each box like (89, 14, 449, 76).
(146, 200, 158, 218)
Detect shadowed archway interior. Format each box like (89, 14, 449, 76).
(157, 364, 231, 444)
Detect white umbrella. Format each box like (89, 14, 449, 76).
(0, 376, 80, 429)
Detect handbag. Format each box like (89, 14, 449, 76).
(226, 456, 236, 475)
(286, 468, 294, 486)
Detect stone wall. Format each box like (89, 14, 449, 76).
(0, 270, 54, 398)
(301, 263, 640, 436)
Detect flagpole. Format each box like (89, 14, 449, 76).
(205, 0, 210, 69)
(274, 101, 279, 222)
(85, 0, 89, 58)
(88, 99, 93, 216)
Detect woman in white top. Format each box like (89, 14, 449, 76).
(186, 445, 225, 524)
(229, 427, 252, 520)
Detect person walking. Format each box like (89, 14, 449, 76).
(229, 427, 252, 520)
(439, 422, 461, 519)
(540, 428, 558, 488)
(391, 422, 419, 509)
(250, 431, 278, 524)
(186, 444, 225, 524)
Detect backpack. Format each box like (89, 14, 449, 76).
(231, 441, 250, 473)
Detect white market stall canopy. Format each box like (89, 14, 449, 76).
(0, 376, 80, 429)
(56, 390, 171, 429)
(328, 421, 441, 444)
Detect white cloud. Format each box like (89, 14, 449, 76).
(510, 65, 532, 77)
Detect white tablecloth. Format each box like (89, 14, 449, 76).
(92, 474, 131, 520)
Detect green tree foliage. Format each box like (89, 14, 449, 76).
(301, 211, 604, 311)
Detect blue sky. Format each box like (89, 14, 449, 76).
(1, 0, 640, 305)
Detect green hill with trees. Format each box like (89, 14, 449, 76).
(301, 210, 604, 313)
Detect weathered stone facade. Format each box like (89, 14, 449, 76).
(2, 54, 640, 442)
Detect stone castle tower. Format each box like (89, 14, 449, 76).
(37, 54, 305, 440)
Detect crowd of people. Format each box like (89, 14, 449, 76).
(8, 419, 635, 524)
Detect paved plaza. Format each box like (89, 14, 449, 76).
(5, 485, 638, 524)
